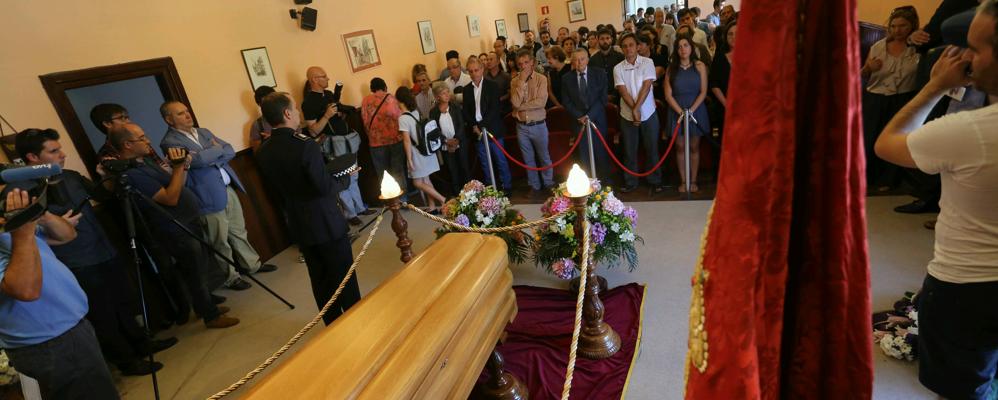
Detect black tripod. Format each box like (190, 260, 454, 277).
(111, 172, 295, 400)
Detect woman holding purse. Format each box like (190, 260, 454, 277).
(428, 82, 471, 196)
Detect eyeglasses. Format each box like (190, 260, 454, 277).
(110, 114, 131, 121)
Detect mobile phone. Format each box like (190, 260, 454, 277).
(70, 195, 92, 216)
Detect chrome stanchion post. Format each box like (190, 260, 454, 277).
(586, 120, 596, 180)
(482, 128, 497, 189)
(683, 109, 692, 199)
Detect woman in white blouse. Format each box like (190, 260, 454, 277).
(861, 6, 921, 192)
(428, 82, 472, 195)
(396, 86, 445, 213)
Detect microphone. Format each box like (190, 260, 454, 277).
(0, 163, 62, 184)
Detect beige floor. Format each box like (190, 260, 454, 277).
(117, 196, 936, 399)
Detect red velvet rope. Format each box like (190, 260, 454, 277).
(486, 125, 586, 171)
(590, 119, 681, 177)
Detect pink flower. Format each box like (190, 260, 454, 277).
(462, 180, 485, 193)
(601, 194, 625, 215)
(552, 258, 577, 280)
(549, 196, 570, 214)
(478, 196, 502, 215)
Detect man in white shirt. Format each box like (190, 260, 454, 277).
(444, 58, 472, 104)
(613, 33, 663, 193)
(875, 4, 998, 398)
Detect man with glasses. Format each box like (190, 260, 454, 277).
(109, 123, 239, 329)
(89, 103, 169, 170)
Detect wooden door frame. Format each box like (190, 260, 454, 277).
(39, 57, 197, 178)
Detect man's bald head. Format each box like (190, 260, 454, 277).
(306, 66, 330, 91)
(108, 123, 146, 155)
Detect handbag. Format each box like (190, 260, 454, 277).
(330, 131, 361, 156)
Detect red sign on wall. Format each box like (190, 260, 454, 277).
(541, 6, 549, 15)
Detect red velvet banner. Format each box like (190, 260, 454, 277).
(683, 0, 873, 398)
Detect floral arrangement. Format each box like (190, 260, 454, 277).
(872, 291, 919, 361)
(533, 180, 642, 279)
(435, 180, 532, 263)
(0, 350, 17, 386)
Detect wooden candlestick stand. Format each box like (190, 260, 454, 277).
(569, 194, 621, 360)
(382, 195, 413, 263)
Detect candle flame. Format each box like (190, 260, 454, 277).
(566, 164, 591, 197)
(380, 171, 402, 198)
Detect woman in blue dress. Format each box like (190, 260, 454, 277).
(664, 35, 711, 193)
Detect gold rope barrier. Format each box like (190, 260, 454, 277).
(405, 203, 568, 232)
(561, 218, 590, 400)
(205, 211, 386, 400)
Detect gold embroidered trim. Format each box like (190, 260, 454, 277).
(684, 203, 713, 388)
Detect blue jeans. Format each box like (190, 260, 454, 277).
(475, 136, 512, 190)
(338, 174, 367, 218)
(619, 112, 662, 187)
(516, 122, 556, 190)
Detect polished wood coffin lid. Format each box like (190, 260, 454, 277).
(243, 233, 516, 399)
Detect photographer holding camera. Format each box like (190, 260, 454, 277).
(109, 123, 239, 329)
(4, 128, 177, 377)
(302, 66, 373, 225)
(875, 1, 998, 397)
(0, 187, 121, 398)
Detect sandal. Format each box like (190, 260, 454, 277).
(690, 183, 700, 193)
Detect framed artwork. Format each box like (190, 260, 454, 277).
(567, 0, 586, 23)
(240, 47, 276, 90)
(495, 19, 508, 38)
(417, 20, 436, 54)
(517, 13, 530, 33)
(467, 15, 481, 37)
(342, 30, 382, 73)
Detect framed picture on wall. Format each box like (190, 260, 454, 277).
(417, 20, 436, 54)
(495, 19, 508, 38)
(517, 13, 529, 32)
(240, 47, 276, 90)
(467, 15, 481, 37)
(342, 30, 382, 73)
(567, 0, 586, 23)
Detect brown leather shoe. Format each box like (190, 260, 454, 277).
(204, 315, 240, 329)
(216, 306, 230, 315)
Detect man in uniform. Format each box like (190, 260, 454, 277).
(255, 92, 361, 325)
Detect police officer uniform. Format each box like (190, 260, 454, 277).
(255, 127, 360, 325)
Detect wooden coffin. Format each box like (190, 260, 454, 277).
(243, 233, 517, 399)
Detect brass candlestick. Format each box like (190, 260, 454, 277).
(569, 192, 621, 360)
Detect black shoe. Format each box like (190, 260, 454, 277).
(256, 264, 278, 273)
(894, 200, 940, 214)
(225, 278, 252, 291)
(653, 185, 666, 194)
(349, 217, 363, 226)
(619, 185, 637, 193)
(138, 337, 178, 356)
(118, 359, 164, 376)
(211, 294, 227, 304)
(359, 208, 377, 216)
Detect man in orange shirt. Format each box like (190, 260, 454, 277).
(361, 78, 406, 198)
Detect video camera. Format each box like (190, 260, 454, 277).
(0, 163, 62, 232)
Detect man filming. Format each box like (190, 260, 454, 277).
(109, 123, 239, 329)
(5, 128, 177, 376)
(1, 187, 121, 398)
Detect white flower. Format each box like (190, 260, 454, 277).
(611, 223, 620, 232)
(621, 231, 635, 242)
(907, 310, 918, 322)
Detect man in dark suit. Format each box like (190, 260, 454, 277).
(562, 48, 615, 186)
(254, 92, 360, 325)
(463, 57, 512, 193)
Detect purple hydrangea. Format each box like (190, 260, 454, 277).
(549, 196, 571, 214)
(591, 222, 608, 245)
(623, 207, 638, 227)
(601, 194, 625, 215)
(455, 214, 470, 227)
(478, 196, 502, 216)
(552, 258, 577, 280)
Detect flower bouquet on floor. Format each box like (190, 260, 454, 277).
(532, 180, 642, 280)
(434, 180, 532, 263)
(0, 350, 18, 386)
(872, 291, 919, 361)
